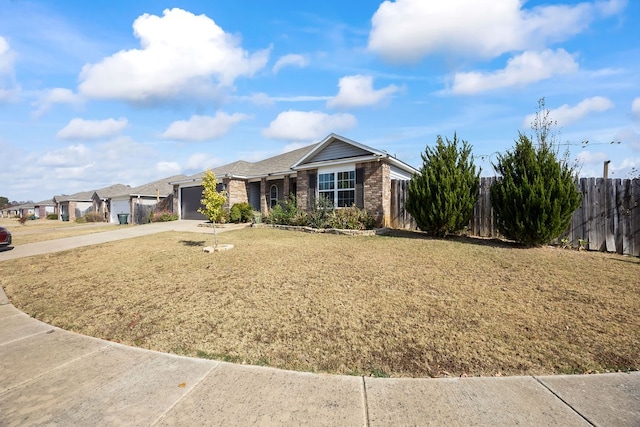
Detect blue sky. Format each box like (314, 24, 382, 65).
(1, 0, 639, 202)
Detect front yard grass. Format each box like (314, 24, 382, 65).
(0, 218, 120, 245)
(1, 227, 638, 378)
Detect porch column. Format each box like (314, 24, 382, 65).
(283, 174, 290, 198)
(68, 201, 77, 222)
(260, 178, 268, 217)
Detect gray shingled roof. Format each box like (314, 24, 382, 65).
(55, 184, 130, 202)
(182, 143, 318, 182)
(114, 174, 188, 197)
(94, 184, 132, 199)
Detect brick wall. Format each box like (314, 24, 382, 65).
(358, 161, 391, 227)
(224, 178, 249, 209)
(68, 201, 77, 221)
(172, 185, 179, 214)
(295, 169, 316, 209)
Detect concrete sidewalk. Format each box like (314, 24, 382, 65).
(1, 221, 639, 425)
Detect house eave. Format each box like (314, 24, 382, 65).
(292, 155, 381, 171)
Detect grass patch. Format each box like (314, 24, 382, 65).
(1, 227, 638, 378)
(0, 218, 120, 245)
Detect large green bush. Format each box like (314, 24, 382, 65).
(405, 133, 480, 237)
(490, 133, 582, 246)
(229, 202, 254, 223)
(266, 195, 374, 230)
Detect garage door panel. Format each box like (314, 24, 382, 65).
(181, 186, 206, 220)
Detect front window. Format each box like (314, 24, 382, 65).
(318, 170, 355, 207)
(270, 184, 278, 208)
(318, 173, 335, 205)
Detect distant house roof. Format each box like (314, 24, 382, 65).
(54, 184, 130, 203)
(112, 174, 187, 198)
(94, 184, 132, 199)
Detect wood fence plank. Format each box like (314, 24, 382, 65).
(605, 179, 616, 252)
(632, 179, 640, 257)
(394, 176, 637, 255)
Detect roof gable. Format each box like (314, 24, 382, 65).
(291, 134, 384, 169)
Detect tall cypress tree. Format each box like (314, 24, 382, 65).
(406, 133, 480, 237)
(490, 133, 582, 246)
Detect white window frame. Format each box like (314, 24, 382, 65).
(317, 164, 356, 208)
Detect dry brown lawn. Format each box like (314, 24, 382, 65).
(0, 218, 120, 245)
(1, 227, 638, 378)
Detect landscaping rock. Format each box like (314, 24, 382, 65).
(203, 244, 234, 253)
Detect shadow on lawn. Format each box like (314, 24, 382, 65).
(179, 240, 206, 247)
(384, 229, 525, 250)
(608, 256, 640, 265)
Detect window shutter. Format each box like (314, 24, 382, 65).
(308, 171, 317, 208)
(355, 167, 364, 208)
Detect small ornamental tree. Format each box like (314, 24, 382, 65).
(406, 133, 480, 237)
(198, 169, 227, 248)
(490, 133, 582, 246)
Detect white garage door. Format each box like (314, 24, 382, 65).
(110, 199, 130, 223)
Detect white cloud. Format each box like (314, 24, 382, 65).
(327, 75, 401, 109)
(156, 161, 183, 175)
(273, 54, 309, 73)
(0, 36, 12, 74)
(596, 0, 627, 16)
(450, 49, 578, 94)
(161, 112, 249, 141)
(184, 152, 223, 171)
(632, 97, 640, 120)
(0, 35, 19, 101)
(576, 150, 609, 165)
(56, 118, 128, 140)
(33, 88, 83, 117)
(38, 144, 91, 167)
(262, 110, 357, 142)
(368, 0, 621, 62)
(523, 97, 614, 128)
(78, 8, 270, 102)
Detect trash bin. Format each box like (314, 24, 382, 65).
(61, 214, 69, 222)
(117, 213, 129, 225)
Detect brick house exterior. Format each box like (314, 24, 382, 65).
(171, 134, 417, 227)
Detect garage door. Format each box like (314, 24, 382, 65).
(110, 199, 130, 223)
(181, 186, 206, 220)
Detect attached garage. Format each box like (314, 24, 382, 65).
(110, 198, 130, 223)
(181, 186, 206, 220)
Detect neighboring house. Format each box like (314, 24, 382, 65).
(91, 184, 132, 222)
(54, 184, 129, 221)
(7, 203, 34, 218)
(107, 174, 186, 224)
(1, 201, 54, 218)
(1, 205, 20, 217)
(171, 134, 418, 227)
(33, 199, 56, 218)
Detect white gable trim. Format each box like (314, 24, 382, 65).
(290, 134, 385, 169)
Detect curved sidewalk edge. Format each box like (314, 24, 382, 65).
(1, 302, 639, 426)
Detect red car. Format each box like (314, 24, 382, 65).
(0, 226, 12, 247)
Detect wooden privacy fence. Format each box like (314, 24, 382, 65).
(390, 177, 640, 256)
